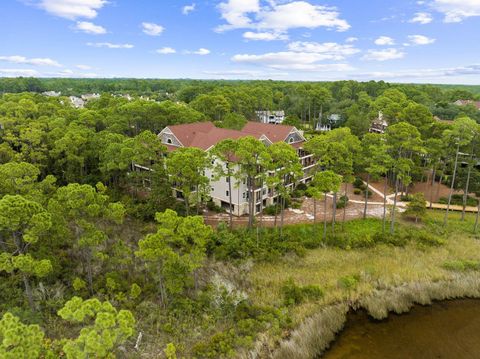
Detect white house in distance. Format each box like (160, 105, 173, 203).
(255, 110, 285, 124)
(69, 96, 85, 109)
(157, 121, 315, 216)
(454, 99, 480, 111)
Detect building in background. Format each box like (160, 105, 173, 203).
(255, 110, 285, 124)
(369, 111, 388, 134)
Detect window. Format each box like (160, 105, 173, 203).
(226, 177, 230, 183)
(226, 190, 229, 196)
(289, 137, 294, 144)
(167, 138, 172, 144)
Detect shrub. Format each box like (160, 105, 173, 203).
(413, 231, 445, 247)
(338, 275, 359, 290)
(402, 193, 427, 223)
(292, 189, 304, 198)
(353, 177, 364, 189)
(443, 259, 480, 272)
(439, 194, 478, 207)
(336, 195, 349, 209)
(353, 188, 362, 195)
(281, 278, 323, 306)
(192, 330, 236, 358)
(400, 194, 413, 202)
(291, 200, 302, 209)
(264, 205, 280, 216)
(207, 200, 224, 213)
(296, 183, 308, 191)
(372, 232, 408, 247)
(363, 190, 373, 198)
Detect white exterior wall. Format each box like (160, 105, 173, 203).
(206, 159, 273, 216)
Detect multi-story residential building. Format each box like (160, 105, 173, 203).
(69, 96, 85, 109)
(369, 111, 388, 134)
(156, 121, 315, 216)
(255, 110, 285, 124)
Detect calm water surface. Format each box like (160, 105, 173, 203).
(323, 299, 480, 359)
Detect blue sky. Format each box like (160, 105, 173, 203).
(1, 0, 480, 83)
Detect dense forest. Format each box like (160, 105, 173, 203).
(1, 77, 480, 358)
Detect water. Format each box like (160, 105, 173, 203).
(323, 299, 480, 359)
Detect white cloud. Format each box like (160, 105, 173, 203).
(36, 0, 107, 20)
(74, 21, 106, 34)
(0, 55, 61, 67)
(216, 0, 350, 33)
(346, 37, 358, 43)
(193, 48, 211, 55)
(257, 2, 350, 32)
(243, 31, 288, 41)
(410, 12, 433, 24)
(431, 0, 480, 22)
(287, 41, 360, 59)
(232, 51, 353, 71)
(156, 47, 176, 54)
(182, 3, 196, 15)
(374, 36, 395, 46)
(408, 34, 436, 45)
(142, 22, 164, 36)
(362, 48, 405, 61)
(76, 64, 92, 70)
(0, 68, 39, 77)
(231, 39, 358, 72)
(232, 52, 353, 71)
(87, 42, 134, 49)
(217, 0, 260, 30)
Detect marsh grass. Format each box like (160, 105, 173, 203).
(249, 211, 480, 358)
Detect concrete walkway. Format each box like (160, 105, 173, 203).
(365, 181, 479, 213)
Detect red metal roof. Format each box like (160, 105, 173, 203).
(165, 121, 303, 151)
(242, 122, 295, 142)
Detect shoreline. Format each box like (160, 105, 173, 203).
(246, 273, 480, 359)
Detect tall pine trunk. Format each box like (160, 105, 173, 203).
(228, 174, 233, 229)
(332, 192, 337, 235)
(475, 201, 480, 233)
(444, 144, 461, 226)
(462, 162, 472, 221)
(248, 176, 254, 229)
(23, 274, 34, 311)
(323, 193, 328, 241)
(382, 176, 388, 233)
(280, 196, 286, 238)
(363, 174, 370, 219)
(429, 167, 436, 209)
(86, 249, 94, 295)
(342, 183, 348, 227)
(390, 176, 399, 234)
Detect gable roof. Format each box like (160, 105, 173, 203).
(163, 121, 303, 151)
(242, 122, 297, 143)
(165, 122, 215, 147)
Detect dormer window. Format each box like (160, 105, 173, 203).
(289, 137, 294, 144)
(167, 138, 172, 144)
